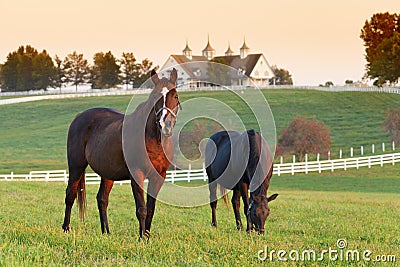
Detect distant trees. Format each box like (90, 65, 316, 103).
(53, 55, 65, 92)
(91, 51, 120, 89)
(384, 108, 400, 146)
(119, 52, 137, 89)
(32, 50, 56, 90)
(270, 65, 293, 85)
(1, 45, 56, 91)
(133, 58, 157, 88)
(63, 51, 90, 92)
(0, 45, 158, 92)
(276, 116, 332, 161)
(360, 12, 400, 85)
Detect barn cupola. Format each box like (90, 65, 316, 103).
(225, 42, 234, 56)
(182, 39, 192, 60)
(240, 37, 250, 59)
(202, 35, 216, 60)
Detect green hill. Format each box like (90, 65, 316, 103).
(1, 89, 399, 172)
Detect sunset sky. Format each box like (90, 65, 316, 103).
(1, 0, 399, 85)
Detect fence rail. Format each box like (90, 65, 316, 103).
(1, 152, 398, 184)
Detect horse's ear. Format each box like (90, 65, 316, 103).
(170, 68, 177, 84)
(268, 193, 278, 202)
(151, 69, 159, 85)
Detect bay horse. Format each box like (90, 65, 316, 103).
(62, 68, 180, 239)
(206, 129, 278, 234)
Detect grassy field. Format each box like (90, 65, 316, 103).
(1, 89, 400, 173)
(0, 167, 399, 266)
(0, 89, 399, 266)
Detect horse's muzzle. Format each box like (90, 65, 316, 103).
(161, 123, 173, 137)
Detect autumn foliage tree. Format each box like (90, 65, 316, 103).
(360, 12, 400, 85)
(383, 108, 400, 146)
(277, 116, 332, 161)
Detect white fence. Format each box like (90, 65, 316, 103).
(1, 152, 399, 184)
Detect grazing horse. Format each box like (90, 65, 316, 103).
(206, 129, 278, 234)
(62, 68, 180, 238)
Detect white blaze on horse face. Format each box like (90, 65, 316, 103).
(159, 87, 169, 126)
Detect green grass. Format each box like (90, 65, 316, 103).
(0, 90, 399, 266)
(0, 175, 399, 266)
(1, 89, 400, 173)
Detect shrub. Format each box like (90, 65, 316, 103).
(383, 108, 400, 146)
(277, 116, 332, 161)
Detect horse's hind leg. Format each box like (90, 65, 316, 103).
(62, 167, 86, 232)
(209, 182, 218, 227)
(232, 189, 243, 230)
(97, 179, 114, 234)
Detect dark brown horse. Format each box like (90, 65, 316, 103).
(206, 129, 278, 234)
(62, 68, 180, 238)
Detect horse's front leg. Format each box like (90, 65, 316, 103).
(130, 170, 146, 239)
(145, 175, 165, 238)
(232, 189, 243, 230)
(240, 182, 251, 232)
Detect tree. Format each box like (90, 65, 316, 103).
(32, 50, 56, 90)
(345, 80, 354, 85)
(276, 116, 332, 161)
(133, 58, 158, 88)
(91, 51, 120, 89)
(0, 64, 3, 90)
(368, 32, 400, 85)
(119, 52, 138, 89)
(208, 58, 231, 86)
(360, 12, 400, 85)
(270, 65, 293, 85)
(1, 45, 39, 91)
(1, 51, 19, 91)
(63, 51, 89, 92)
(384, 108, 400, 146)
(53, 55, 65, 92)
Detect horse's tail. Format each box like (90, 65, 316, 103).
(77, 172, 87, 222)
(218, 184, 229, 208)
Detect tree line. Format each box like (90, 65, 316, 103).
(0, 45, 157, 92)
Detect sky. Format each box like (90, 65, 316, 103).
(0, 0, 399, 85)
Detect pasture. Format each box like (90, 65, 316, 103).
(0, 89, 399, 266)
(1, 89, 400, 173)
(0, 166, 399, 266)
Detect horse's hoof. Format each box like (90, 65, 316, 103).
(211, 223, 217, 228)
(62, 225, 70, 232)
(144, 230, 151, 240)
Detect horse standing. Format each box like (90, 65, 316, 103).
(206, 129, 278, 234)
(62, 69, 180, 238)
